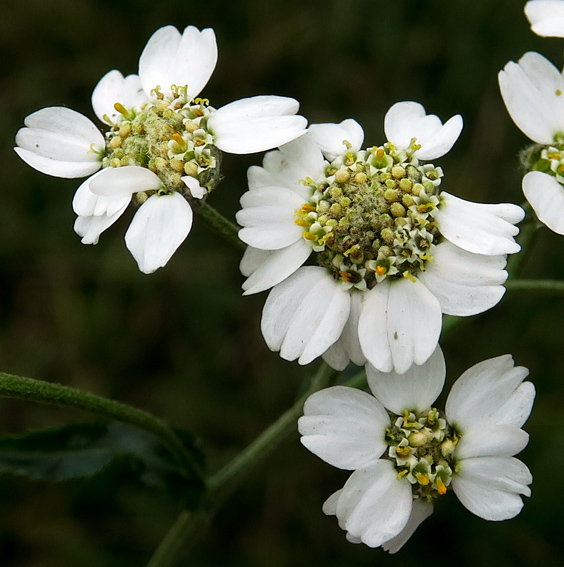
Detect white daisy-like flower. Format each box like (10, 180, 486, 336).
(499, 51, 564, 235)
(525, 0, 564, 37)
(15, 25, 307, 274)
(237, 102, 524, 373)
(298, 349, 535, 552)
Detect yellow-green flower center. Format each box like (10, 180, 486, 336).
(386, 407, 458, 501)
(295, 141, 443, 290)
(101, 86, 221, 202)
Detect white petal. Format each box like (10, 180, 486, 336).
(525, 0, 564, 37)
(72, 170, 133, 217)
(209, 96, 307, 154)
(523, 170, 564, 234)
(384, 101, 462, 159)
(15, 107, 104, 178)
(358, 277, 442, 374)
(242, 239, 312, 295)
(124, 193, 193, 273)
(181, 175, 206, 199)
(498, 52, 564, 144)
(89, 165, 161, 199)
(456, 425, 529, 460)
(382, 499, 433, 554)
(438, 192, 524, 255)
(91, 70, 147, 123)
(452, 457, 532, 521)
(14, 147, 102, 179)
(260, 267, 350, 364)
(74, 205, 129, 245)
(237, 184, 306, 252)
(495, 382, 536, 428)
(307, 119, 365, 160)
(298, 386, 389, 469)
(337, 460, 413, 548)
(322, 488, 343, 517)
(418, 240, 507, 316)
(366, 347, 446, 414)
(321, 340, 351, 371)
(324, 292, 366, 369)
(446, 355, 532, 432)
(240, 246, 271, 277)
(247, 134, 325, 199)
(138, 25, 217, 99)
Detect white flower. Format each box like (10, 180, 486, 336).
(297, 350, 535, 552)
(237, 102, 524, 373)
(15, 25, 307, 274)
(525, 0, 564, 37)
(499, 51, 564, 236)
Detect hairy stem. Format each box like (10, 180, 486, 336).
(505, 279, 564, 294)
(0, 372, 202, 479)
(146, 362, 339, 567)
(195, 201, 245, 250)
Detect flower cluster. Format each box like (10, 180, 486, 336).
(237, 103, 524, 373)
(15, 25, 307, 273)
(13, 18, 540, 559)
(298, 350, 534, 551)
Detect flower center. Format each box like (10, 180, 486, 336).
(295, 141, 443, 290)
(101, 85, 221, 201)
(522, 132, 564, 182)
(385, 407, 458, 501)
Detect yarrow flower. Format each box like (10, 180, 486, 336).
(498, 51, 564, 235)
(525, 0, 564, 37)
(14, 25, 307, 273)
(298, 350, 535, 552)
(237, 102, 524, 373)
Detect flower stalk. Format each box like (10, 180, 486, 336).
(0, 372, 202, 480)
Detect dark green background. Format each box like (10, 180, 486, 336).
(0, 0, 562, 565)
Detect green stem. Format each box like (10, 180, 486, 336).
(195, 202, 245, 251)
(0, 372, 202, 479)
(146, 510, 210, 567)
(146, 362, 338, 567)
(505, 279, 564, 294)
(208, 362, 337, 497)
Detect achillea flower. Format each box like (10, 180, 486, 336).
(15, 25, 307, 273)
(499, 51, 564, 235)
(237, 102, 524, 373)
(298, 350, 535, 552)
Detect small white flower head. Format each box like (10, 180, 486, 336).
(238, 102, 524, 373)
(15, 25, 307, 274)
(525, 0, 564, 37)
(298, 350, 535, 552)
(499, 51, 564, 236)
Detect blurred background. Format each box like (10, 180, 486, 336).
(0, 0, 563, 565)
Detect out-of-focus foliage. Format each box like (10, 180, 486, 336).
(0, 0, 562, 565)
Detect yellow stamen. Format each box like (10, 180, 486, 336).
(172, 133, 187, 150)
(375, 265, 387, 276)
(403, 272, 417, 283)
(415, 473, 430, 486)
(303, 232, 317, 241)
(113, 102, 130, 117)
(295, 218, 311, 228)
(436, 478, 447, 495)
(395, 446, 412, 457)
(396, 469, 408, 481)
(340, 271, 355, 283)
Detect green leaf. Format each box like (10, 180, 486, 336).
(0, 422, 205, 507)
